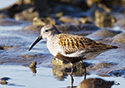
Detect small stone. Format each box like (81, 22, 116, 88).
(0, 80, 7, 84)
(30, 61, 37, 68)
(77, 78, 115, 88)
(56, 12, 63, 17)
(0, 77, 11, 81)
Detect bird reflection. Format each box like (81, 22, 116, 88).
(29, 61, 37, 74)
(30, 67, 37, 74)
(52, 58, 90, 88)
(77, 78, 119, 88)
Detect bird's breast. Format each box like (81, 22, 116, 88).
(47, 39, 60, 56)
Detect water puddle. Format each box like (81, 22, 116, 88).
(0, 65, 124, 88)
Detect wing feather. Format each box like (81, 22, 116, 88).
(58, 33, 116, 56)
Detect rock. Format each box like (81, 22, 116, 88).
(32, 17, 56, 27)
(0, 80, 7, 84)
(0, 77, 11, 85)
(59, 16, 80, 24)
(109, 69, 125, 77)
(30, 61, 37, 68)
(80, 16, 93, 24)
(56, 12, 63, 18)
(14, 7, 39, 21)
(86, 0, 95, 7)
(112, 32, 125, 44)
(77, 78, 115, 88)
(44, 17, 56, 25)
(32, 17, 46, 27)
(0, 77, 11, 81)
(94, 10, 116, 28)
(87, 29, 121, 40)
(0, 45, 17, 50)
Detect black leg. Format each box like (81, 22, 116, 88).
(70, 64, 74, 88)
(83, 64, 86, 80)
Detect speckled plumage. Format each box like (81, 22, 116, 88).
(29, 25, 117, 63)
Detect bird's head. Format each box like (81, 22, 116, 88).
(29, 25, 59, 51)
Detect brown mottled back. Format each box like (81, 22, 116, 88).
(58, 33, 117, 54)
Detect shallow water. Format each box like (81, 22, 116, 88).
(0, 19, 125, 88)
(0, 65, 125, 88)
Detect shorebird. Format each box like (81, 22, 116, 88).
(29, 25, 117, 84)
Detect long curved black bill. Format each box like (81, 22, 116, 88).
(29, 36, 42, 51)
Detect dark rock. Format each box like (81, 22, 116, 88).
(0, 77, 11, 81)
(109, 69, 125, 77)
(77, 78, 115, 88)
(94, 10, 116, 28)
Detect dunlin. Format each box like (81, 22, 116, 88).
(29, 25, 117, 81)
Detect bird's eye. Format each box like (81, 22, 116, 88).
(45, 30, 48, 32)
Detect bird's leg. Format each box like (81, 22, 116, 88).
(83, 64, 86, 80)
(70, 63, 74, 88)
(80, 61, 87, 80)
